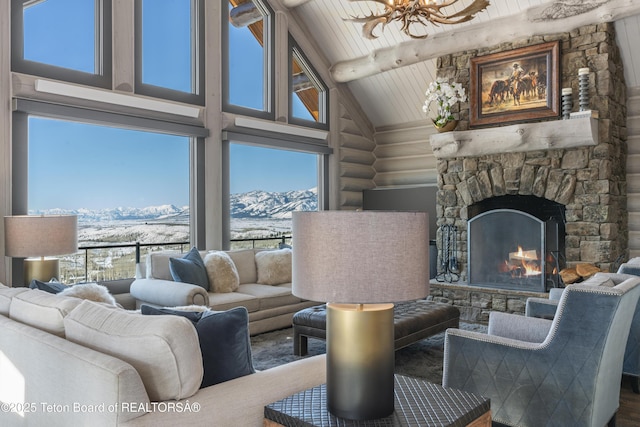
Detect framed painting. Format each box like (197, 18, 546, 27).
(469, 41, 560, 127)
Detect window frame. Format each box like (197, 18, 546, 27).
(221, 131, 331, 249)
(288, 36, 329, 130)
(11, 0, 113, 89)
(221, 0, 275, 120)
(11, 99, 207, 264)
(134, 0, 205, 105)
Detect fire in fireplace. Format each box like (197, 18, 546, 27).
(467, 196, 565, 292)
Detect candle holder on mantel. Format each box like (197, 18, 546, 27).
(578, 68, 590, 111)
(561, 88, 573, 120)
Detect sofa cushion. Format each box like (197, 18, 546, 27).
(0, 284, 29, 316)
(207, 291, 260, 312)
(29, 279, 67, 294)
(141, 305, 255, 387)
(237, 284, 301, 310)
(9, 289, 83, 337)
(255, 248, 292, 285)
(64, 300, 203, 402)
(169, 247, 210, 290)
(227, 249, 258, 284)
(204, 251, 240, 293)
(146, 250, 181, 281)
(58, 283, 118, 306)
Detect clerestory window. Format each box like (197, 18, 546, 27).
(223, 0, 274, 119)
(135, 0, 205, 105)
(289, 37, 328, 129)
(11, 0, 112, 88)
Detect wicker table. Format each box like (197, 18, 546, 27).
(264, 374, 491, 427)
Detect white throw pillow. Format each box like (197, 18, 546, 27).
(64, 300, 203, 402)
(255, 248, 292, 285)
(204, 251, 240, 293)
(58, 282, 118, 306)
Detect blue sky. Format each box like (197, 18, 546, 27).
(24, 0, 317, 210)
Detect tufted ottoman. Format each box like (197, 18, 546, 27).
(292, 300, 460, 356)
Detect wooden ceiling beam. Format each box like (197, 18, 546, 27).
(330, 0, 640, 83)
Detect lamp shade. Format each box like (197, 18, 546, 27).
(292, 211, 429, 303)
(4, 215, 78, 257)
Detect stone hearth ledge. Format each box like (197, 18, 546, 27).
(429, 117, 598, 159)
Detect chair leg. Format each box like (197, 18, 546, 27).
(631, 376, 640, 394)
(608, 413, 616, 427)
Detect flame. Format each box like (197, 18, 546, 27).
(505, 245, 541, 277)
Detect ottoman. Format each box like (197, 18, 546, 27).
(292, 300, 460, 356)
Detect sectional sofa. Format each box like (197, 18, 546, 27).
(131, 248, 319, 335)
(0, 283, 326, 426)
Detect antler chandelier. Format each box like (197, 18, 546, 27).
(348, 0, 490, 39)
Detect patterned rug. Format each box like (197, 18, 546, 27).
(250, 322, 487, 384)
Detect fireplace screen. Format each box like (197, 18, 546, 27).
(468, 209, 547, 292)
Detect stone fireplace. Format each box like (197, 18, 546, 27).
(428, 23, 628, 321)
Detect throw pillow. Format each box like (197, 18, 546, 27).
(29, 279, 67, 294)
(141, 305, 255, 388)
(255, 248, 292, 285)
(169, 247, 209, 291)
(58, 282, 118, 306)
(203, 251, 240, 293)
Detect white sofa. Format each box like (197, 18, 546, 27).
(0, 284, 326, 427)
(130, 248, 318, 335)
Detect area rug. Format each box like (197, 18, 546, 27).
(251, 322, 487, 384)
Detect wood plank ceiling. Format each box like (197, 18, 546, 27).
(283, 0, 640, 130)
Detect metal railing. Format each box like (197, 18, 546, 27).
(66, 236, 291, 283)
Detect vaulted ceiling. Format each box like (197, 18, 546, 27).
(281, 0, 640, 130)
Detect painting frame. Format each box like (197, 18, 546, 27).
(469, 41, 560, 128)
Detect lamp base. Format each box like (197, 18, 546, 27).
(23, 258, 60, 287)
(327, 303, 395, 420)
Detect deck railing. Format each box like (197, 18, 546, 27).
(65, 236, 291, 283)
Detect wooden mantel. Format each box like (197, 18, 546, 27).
(429, 117, 598, 159)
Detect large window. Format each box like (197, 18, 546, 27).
(26, 116, 191, 282)
(11, 0, 112, 88)
(290, 39, 328, 129)
(135, 0, 205, 104)
(228, 143, 319, 249)
(223, 0, 274, 118)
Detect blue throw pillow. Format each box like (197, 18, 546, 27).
(29, 279, 67, 294)
(169, 247, 209, 291)
(140, 305, 255, 388)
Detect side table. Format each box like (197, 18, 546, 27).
(264, 374, 490, 427)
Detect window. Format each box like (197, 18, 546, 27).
(223, 0, 274, 118)
(289, 39, 328, 129)
(25, 116, 192, 282)
(135, 0, 205, 104)
(11, 0, 112, 88)
(228, 143, 319, 249)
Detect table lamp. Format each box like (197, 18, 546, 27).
(4, 215, 78, 286)
(292, 211, 429, 420)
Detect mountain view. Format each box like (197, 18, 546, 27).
(32, 188, 317, 283)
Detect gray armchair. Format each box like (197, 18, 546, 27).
(527, 269, 640, 394)
(443, 274, 640, 427)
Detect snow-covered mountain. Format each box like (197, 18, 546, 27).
(30, 204, 189, 223)
(30, 188, 317, 222)
(230, 188, 317, 219)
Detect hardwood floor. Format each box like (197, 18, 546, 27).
(618, 376, 640, 427)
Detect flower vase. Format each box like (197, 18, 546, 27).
(434, 120, 458, 133)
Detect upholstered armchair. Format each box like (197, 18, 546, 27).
(527, 269, 640, 394)
(443, 274, 640, 427)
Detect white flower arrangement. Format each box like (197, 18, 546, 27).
(422, 78, 467, 128)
